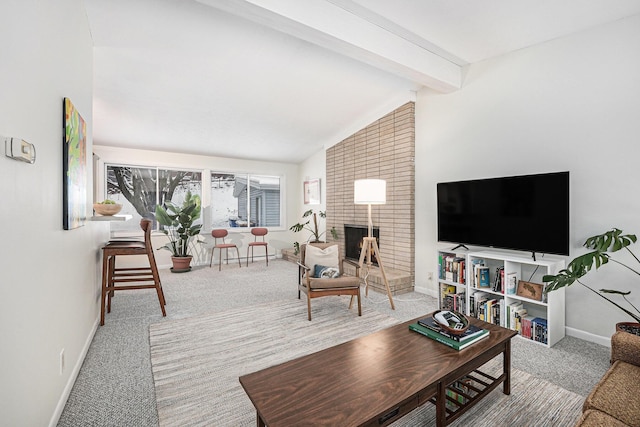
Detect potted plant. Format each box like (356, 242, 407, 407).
(155, 190, 203, 271)
(543, 228, 640, 335)
(289, 209, 338, 254)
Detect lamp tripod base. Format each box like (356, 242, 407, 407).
(358, 236, 395, 310)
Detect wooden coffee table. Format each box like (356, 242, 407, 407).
(239, 314, 517, 426)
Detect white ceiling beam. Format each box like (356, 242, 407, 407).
(196, 0, 463, 92)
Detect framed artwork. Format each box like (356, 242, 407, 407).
(516, 280, 544, 301)
(63, 98, 87, 230)
(304, 178, 320, 205)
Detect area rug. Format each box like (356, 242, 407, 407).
(149, 298, 584, 426)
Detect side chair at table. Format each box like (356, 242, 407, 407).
(247, 227, 269, 267)
(210, 229, 241, 271)
(100, 218, 166, 326)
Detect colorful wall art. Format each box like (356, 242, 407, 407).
(63, 98, 87, 230)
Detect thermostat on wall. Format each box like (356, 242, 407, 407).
(4, 136, 36, 164)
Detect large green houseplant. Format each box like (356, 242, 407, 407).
(289, 209, 337, 254)
(155, 190, 203, 271)
(543, 228, 640, 334)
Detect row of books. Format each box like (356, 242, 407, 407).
(409, 316, 489, 351)
(472, 261, 517, 295)
(439, 253, 466, 284)
(470, 291, 501, 325)
(440, 284, 466, 314)
(507, 301, 548, 344)
(445, 376, 477, 411)
(470, 293, 549, 344)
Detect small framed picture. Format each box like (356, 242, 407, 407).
(516, 280, 544, 301)
(304, 178, 320, 205)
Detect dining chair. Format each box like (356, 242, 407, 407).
(247, 227, 269, 266)
(210, 229, 241, 270)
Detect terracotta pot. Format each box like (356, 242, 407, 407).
(616, 322, 640, 336)
(171, 255, 193, 272)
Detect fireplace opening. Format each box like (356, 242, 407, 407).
(344, 224, 380, 265)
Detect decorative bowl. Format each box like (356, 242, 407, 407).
(93, 203, 122, 216)
(432, 309, 470, 335)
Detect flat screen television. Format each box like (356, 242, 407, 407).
(437, 171, 569, 256)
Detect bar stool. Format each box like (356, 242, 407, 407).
(247, 227, 269, 266)
(100, 218, 166, 325)
(210, 229, 241, 270)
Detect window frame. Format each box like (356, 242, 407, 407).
(99, 161, 286, 236)
(210, 171, 283, 230)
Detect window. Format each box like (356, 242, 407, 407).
(106, 164, 202, 232)
(211, 173, 281, 228)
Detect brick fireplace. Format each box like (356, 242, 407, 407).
(326, 102, 415, 294)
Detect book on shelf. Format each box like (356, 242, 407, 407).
(506, 272, 517, 295)
(492, 267, 504, 293)
(532, 317, 549, 344)
(417, 316, 487, 342)
(439, 254, 466, 283)
(409, 323, 489, 350)
(470, 259, 484, 287)
(477, 266, 491, 288)
(506, 301, 523, 330)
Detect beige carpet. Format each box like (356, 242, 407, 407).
(149, 298, 584, 426)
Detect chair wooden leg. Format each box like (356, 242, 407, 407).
(218, 248, 222, 271)
(265, 246, 268, 266)
(357, 289, 362, 316)
(307, 293, 312, 321)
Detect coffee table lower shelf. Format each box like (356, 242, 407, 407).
(368, 368, 506, 427)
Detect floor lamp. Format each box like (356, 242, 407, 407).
(354, 179, 395, 310)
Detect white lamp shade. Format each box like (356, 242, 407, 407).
(354, 179, 386, 205)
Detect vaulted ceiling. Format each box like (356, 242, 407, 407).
(85, 0, 640, 163)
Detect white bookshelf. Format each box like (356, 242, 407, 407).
(438, 249, 565, 347)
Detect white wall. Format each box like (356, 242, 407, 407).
(415, 14, 640, 344)
(0, 2, 108, 426)
(92, 145, 300, 266)
(295, 148, 328, 242)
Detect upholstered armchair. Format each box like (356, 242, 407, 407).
(297, 242, 361, 321)
(575, 331, 640, 426)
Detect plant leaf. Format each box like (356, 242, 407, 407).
(600, 289, 631, 296)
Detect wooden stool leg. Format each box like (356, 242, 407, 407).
(107, 256, 115, 313)
(100, 251, 109, 326)
(147, 251, 166, 315)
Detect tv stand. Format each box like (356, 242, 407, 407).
(437, 249, 566, 347)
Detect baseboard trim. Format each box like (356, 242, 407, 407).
(566, 326, 611, 347)
(48, 316, 99, 427)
